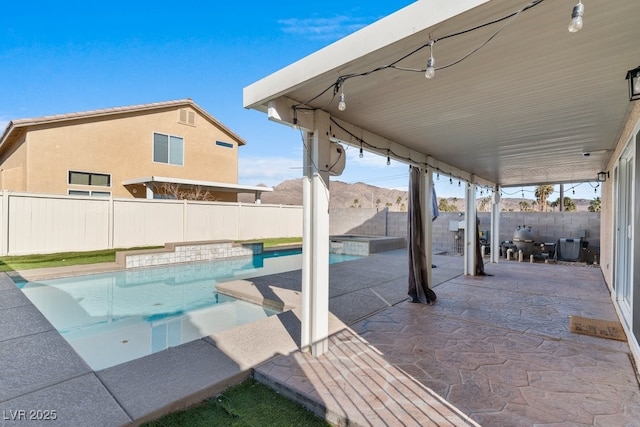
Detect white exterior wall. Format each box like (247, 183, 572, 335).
(0, 192, 303, 256)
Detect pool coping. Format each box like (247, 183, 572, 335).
(0, 268, 347, 426)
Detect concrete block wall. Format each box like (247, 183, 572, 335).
(478, 212, 601, 249)
(330, 209, 601, 254)
(329, 208, 387, 236)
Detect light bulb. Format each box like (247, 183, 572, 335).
(338, 92, 346, 111)
(425, 57, 435, 79)
(425, 41, 435, 79)
(568, 1, 584, 33)
(386, 154, 391, 166)
(359, 147, 363, 158)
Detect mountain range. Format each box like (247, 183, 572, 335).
(238, 179, 595, 212)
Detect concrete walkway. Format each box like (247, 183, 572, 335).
(2, 250, 639, 426)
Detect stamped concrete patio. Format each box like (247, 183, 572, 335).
(253, 253, 640, 426)
(1, 249, 639, 426)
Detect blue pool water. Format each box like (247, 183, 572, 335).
(17, 249, 360, 370)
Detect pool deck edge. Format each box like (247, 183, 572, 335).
(0, 270, 350, 426)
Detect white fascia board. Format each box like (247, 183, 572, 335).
(122, 176, 273, 193)
(243, 0, 490, 110)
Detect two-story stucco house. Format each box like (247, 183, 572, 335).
(0, 99, 268, 201)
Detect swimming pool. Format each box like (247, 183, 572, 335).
(16, 249, 360, 370)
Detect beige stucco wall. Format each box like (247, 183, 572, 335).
(19, 106, 240, 198)
(600, 102, 640, 287)
(0, 133, 28, 191)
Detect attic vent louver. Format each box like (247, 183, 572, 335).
(179, 109, 196, 126)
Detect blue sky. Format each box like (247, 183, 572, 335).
(0, 1, 599, 201)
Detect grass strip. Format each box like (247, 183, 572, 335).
(0, 247, 162, 272)
(143, 378, 329, 427)
(0, 238, 303, 272)
(248, 237, 302, 248)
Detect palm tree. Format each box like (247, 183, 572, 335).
(588, 197, 601, 212)
(519, 200, 531, 211)
(395, 196, 402, 210)
(535, 185, 554, 212)
(478, 196, 491, 212)
(560, 196, 576, 212)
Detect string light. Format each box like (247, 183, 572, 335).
(386, 150, 391, 166)
(359, 143, 363, 158)
(568, 1, 584, 33)
(458, 180, 461, 187)
(338, 85, 346, 111)
(292, 0, 546, 114)
(425, 41, 435, 79)
(450, 178, 453, 185)
(436, 172, 440, 180)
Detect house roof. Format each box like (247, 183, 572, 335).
(0, 99, 247, 154)
(244, 0, 640, 188)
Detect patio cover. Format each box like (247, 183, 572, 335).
(244, 0, 640, 355)
(122, 176, 272, 202)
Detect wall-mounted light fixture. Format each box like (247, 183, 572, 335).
(626, 66, 640, 101)
(597, 171, 609, 182)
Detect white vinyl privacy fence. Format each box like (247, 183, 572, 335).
(0, 191, 303, 256)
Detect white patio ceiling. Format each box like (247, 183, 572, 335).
(244, 0, 640, 188)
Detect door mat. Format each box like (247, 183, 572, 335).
(569, 316, 627, 341)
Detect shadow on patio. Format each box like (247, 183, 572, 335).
(254, 251, 640, 426)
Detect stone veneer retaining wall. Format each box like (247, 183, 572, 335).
(116, 240, 263, 269)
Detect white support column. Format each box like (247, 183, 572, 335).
(464, 181, 477, 276)
(490, 189, 501, 264)
(145, 184, 154, 199)
(423, 169, 434, 287)
(301, 140, 312, 352)
(300, 110, 331, 356)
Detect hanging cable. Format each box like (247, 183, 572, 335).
(292, 0, 547, 111)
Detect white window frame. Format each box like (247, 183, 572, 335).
(67, 189, 112, 197)
(153, 132, 184, 166)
